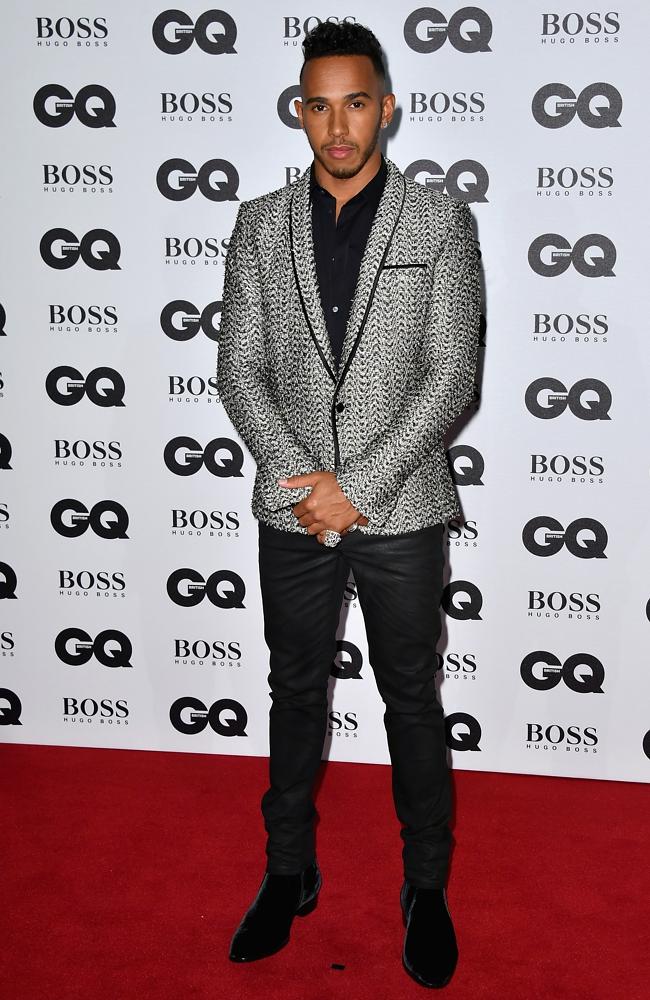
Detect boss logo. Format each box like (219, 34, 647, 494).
(36, 16, 109, 41)
(283, 15, 356, 39)
(403, 7, 492, 53)
(328, 710, 358, 734)
(171, 509, 240, 532)
(56, 628, 133, 668)
(540, 12, 620, 39)
(46, 366, 125, 407)
(152, 10, 237, 54)
(167, 568, 246, 608)
(409, 91, 485, 115)
(54, 441, 122, 463)
(43, 164, 113, 187)
(173, 639, 242, 661)
(522, 516, 608, 559)
(63, 697, 129, 721)
(526, 723, 598, 750)
(525, 378, 611, 420)
(169, 697, 247, 735)
(533, 314, 608, 336)
(536, 166, 613, 193)
(530, 454, 604, 478)
(404, 158, 489, 202)
(156, 158, 239, 201)
(531, 82, 622, 128)
(33, 84, 115, 127)
(520, 651, 604, 692)
(160, 92, 233, 115)
(164, 437, 244, 478)
(528, 591, 601, 615)
(528, 233, 615, 277)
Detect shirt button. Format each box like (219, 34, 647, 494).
(332, 305, 339, 313)
(336, 402, 345, 412)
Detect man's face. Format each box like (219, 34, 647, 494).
(295, 54, 393, 180)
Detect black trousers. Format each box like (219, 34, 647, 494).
(257, 518, 451, 890)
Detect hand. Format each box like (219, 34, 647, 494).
(278, 471, 368, 544)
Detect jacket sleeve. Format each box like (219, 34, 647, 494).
(335, 199, 481, 528)
(216, 200, 319, 511)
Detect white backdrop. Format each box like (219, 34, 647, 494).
(2, 2, 649, 781)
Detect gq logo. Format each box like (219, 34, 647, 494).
(522, 517, 608, 559)
(164, 436, 244, 478)
(532, 83, 622, 128)
(404, 7, 492, 52)
(445, 712, 481, 751)
(50, 499, 129, 539)
(0, 432, 12, 469)
(0, 562, 18, 599)
(528, 234, 615, 277)
(525, 378, 611, 420)
(331, 639, 363, 679)
(33, 84, 116, 128)
(55, 628, 133, 668)
(520, 651, 604, 693)
(40, 229, 121, 270)
(442, 581, 483, 620)
(169, 697, 247, 735)
(0, 688, 22, 726)
(448, 444, 485, 486)
(156, 159, 239, 201)
(167, 568, 246, 608)
(161, 301, 222, 341)
(404, 159, 489, 202)
(152, 9, 237, 54)
(277, 85, 302, 129)
(46, 366, 125, 407)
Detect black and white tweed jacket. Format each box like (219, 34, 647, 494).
(215, 154, 481, 537)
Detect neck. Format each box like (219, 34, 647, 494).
(312, 149, 383, 204)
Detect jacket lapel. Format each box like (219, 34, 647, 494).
(289, 155, 406, 387)
(338, 157, 405, 378)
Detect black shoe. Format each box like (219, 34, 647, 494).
(228, 860, 322, 962)
(400, 881, 458, 988)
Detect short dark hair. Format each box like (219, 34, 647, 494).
(300, 21, 386, 88)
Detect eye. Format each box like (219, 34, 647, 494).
(311, 104, 326, 113)
(350, 101, 365, 109)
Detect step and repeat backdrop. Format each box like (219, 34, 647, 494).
(1, 3, 649, 781)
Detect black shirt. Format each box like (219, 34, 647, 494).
(309, 153, 387, 372)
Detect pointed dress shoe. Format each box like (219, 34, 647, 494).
(228, 860, 322, 962)
(400, 881, 459, 988)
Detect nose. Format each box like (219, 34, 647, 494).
(328, 107, 348, 140)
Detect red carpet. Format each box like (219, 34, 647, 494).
(3, 744, 648, 1000)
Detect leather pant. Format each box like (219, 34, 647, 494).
(257, 518, 451, 890)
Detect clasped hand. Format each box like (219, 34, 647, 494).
(277, 470, 368, 544)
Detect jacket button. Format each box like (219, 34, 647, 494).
(335, 402, 345, 412)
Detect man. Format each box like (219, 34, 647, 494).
(216, 20, 480, 990)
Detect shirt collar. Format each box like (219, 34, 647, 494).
(309, 152, 387, 206)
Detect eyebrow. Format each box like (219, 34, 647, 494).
(304, 91, 373, 105)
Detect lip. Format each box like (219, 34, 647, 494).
(326, 145, 355, 159)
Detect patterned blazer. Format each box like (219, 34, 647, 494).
(215, 154, 481, 537)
